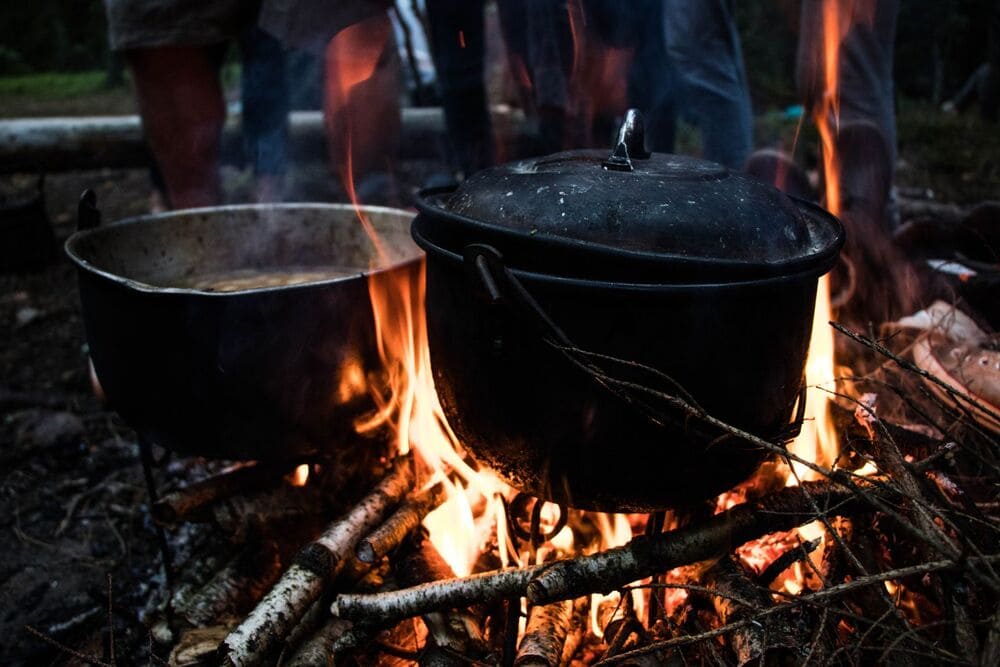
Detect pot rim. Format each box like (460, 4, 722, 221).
(413, 215, 835, 293)
(415, 187, 845, 282)
(65, 203, 423, 297)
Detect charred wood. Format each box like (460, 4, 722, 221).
(514, 599, 573, 667)
(595, 557, 1000, 666)
(559, 597, 590, 665)
(152, 462, 299, 524)
(283, 617, 353, 667)
(395, 532, 490, 666)
(211, 483, 326, 544)
(220, 456, 414, 666)
(705, 556, 797, 667)
(176, 539, 283, 627)
(757, 538, 822, 588)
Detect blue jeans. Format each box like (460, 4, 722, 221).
(662, 0, 753, 169)
(240, 25, 290, 177)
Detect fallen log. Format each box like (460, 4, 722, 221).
(0, 107, 529, 173)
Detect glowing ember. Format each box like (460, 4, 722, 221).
(289, 463, 310, 487)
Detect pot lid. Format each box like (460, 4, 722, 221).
(418, 110, 843, 281)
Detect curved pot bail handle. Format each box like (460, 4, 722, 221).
(463, 243, 506, 306)
(462, 243, 576, 348)
(78, 189, 101, 231)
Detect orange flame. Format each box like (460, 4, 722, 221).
(739, 0, 884, 594)
(787, 0, 883, 487)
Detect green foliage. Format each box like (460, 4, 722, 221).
(0, 70, 111, 99)
(895, 99, 1000, 203)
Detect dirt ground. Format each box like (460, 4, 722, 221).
(1, 168, 164, 665)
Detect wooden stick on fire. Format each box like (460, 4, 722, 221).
(515, 600, 574, 667)
(356, 481, 447, 564)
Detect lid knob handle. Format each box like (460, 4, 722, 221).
(603, 109, 651, 172)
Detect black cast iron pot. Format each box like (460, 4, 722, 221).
(66, 196, 420, 460)
(413, 111, 845, 512)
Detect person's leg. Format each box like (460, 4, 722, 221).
(426, 0, 494, 176)
(497, 0, 577, 153)
(798, 0, 899, 226)
(661, 0, 752, 168)
(837, 0, 898, 169)
(627, 0, 677, 153)
(239, 25, 290, 202)
(126, 46, 227, 208)
(324, 13, 402, 189)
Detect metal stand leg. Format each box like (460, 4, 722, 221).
(139, 437, 175, 600)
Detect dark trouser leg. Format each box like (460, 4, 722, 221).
(239, 26, 290, 201)
(798, 0, 899, 226)
(426, 0, 494, 175)
(498, 0, 575, 153)
(662, 0, 753, 169)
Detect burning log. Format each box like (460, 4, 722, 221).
(559, 597, 590, 665)
(220, 457, 415, 666)
(756, 538, 822, 587)
(331, 562, 545, 629)
(153, 461, 300, 524)
(281, 559, 391, 664)
(357, 482, 447, 564)
(211, 483, 326, 543)
(394, 531, 490, 665)
(526, 482, 891, 604)
(705, 556, 797, 666)
(598, 557, 1000, 666)
(515, 600, 574, 667)
(331, 482, 894, 626)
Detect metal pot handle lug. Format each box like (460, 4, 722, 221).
(602, 108, 651, 172)
(78, 189, 101, 231)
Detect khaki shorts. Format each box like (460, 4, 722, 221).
(257, 0, 390, 53)
(103, 0, 252, 50)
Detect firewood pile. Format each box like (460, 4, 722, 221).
(133, 310, 1000, 667)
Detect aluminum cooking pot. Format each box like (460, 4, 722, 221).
(413, 110, 845, 512)
(66, 196, 420, 460)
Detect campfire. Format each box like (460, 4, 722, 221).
(147, 241, 1000, 667)
(142, 86, 999, 665)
